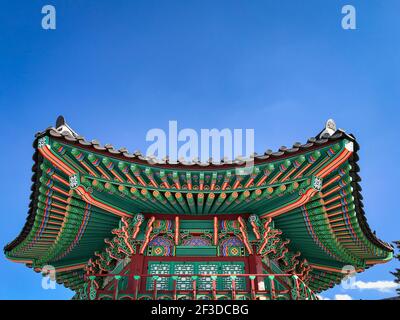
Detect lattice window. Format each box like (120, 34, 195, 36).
(146, 261, 246, 291)
(174, 263, 195, 290)
(147, 263, 171, 290)
(221, 263, 246, 290)
(198, 263, 219, 290)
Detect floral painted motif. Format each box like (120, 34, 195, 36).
(182, 236, 212, 246)
(219, 236, 244, 256)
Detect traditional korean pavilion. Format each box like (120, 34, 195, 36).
(4, 116, 393, 300)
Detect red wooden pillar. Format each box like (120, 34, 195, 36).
(175, 216, 180, 245)
(231, 276, 237, 300)
(152, 276, 159, 300)
(128, 248, 145, 294)
(172, 276, 178, 300)
(213, 216, 218, 246)
(249, 276, 256, 300)
(133, 275, 140, 300)
(248, 249, 265, 293)
(192, 276, 197, 300)
(268, 275, 276, 300)
(211, 276, 217, 300)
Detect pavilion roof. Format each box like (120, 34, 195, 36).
(4, 116, 393, 293)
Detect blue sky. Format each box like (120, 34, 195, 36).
(0, 0, 399, 300)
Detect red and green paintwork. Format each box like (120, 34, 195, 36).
(4, 118, 393, 300)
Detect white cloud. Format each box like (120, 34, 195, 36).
(318, 280, 398, 300)
(352, 280, 399, 293)
(317, 294, 353, 300)
(334, 294, 353, 300)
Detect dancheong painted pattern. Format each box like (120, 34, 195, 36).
(4, 116, 393, 300)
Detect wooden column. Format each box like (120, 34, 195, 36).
(213, 216, 218, 245)
(248, 248, 265, 292)
(175, 216, 180, 245)
(128, 246, 145, 293)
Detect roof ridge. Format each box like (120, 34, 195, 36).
(38, 116, 349, 168)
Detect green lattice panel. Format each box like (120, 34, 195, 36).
(174, 263, 195, 290)
(146, 262, 171, 290)
(198, 263, 219, 290)
(221, 263, 246, 290)
(146, 261, 246, 291)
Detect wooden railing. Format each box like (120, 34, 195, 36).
(84, 273, 317, 300)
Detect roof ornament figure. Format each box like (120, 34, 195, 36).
(55, 115, 79, 137)
(319, 119, 337, 138)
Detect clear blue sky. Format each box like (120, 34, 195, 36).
(0, 0, 399, 300)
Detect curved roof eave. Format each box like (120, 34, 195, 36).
(4, 116, 393, 258)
